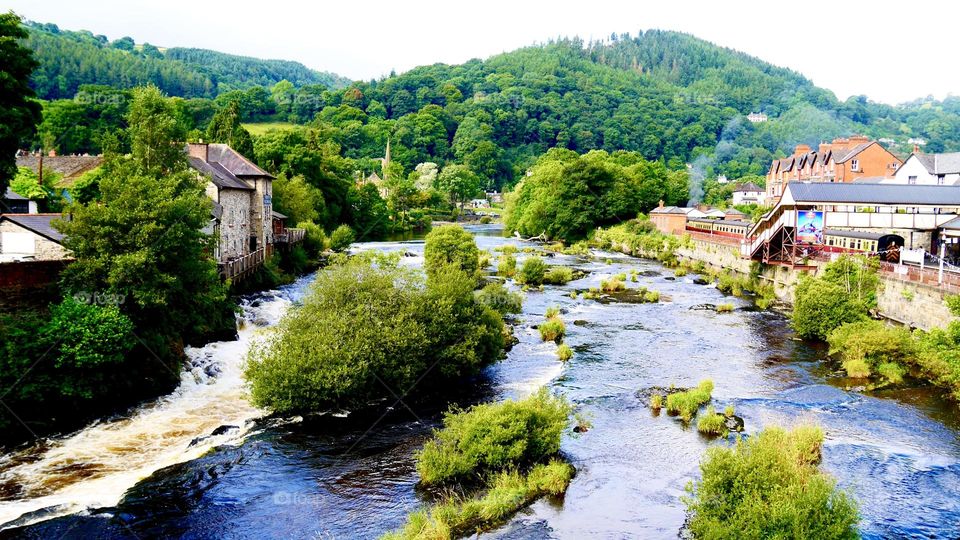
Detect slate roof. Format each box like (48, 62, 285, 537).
(650, 206, 690, 215)
(832, 142, 873, 163)
(15, 155, 103, 187)
(1, 214, 67, 242)
(205, 144, 274, 178)
(824, 228, 886, 240)
(941, 216, 960, 230)
(3, 188, 26, 201)
(913, 152, 960, 175)
(786, 182, 960, 206)
(188, 157, 254, 191)
(272, 210, 288, 219)
(733, 182, 763, 193)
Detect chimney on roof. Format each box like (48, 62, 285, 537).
(187, 142, 209, 162)
(48, 149, 56, 157)
(819, 142, 830, 154)
(658, 200, 664, 209)
(794, 144, 811, 156)
(913, 144, 920, 154)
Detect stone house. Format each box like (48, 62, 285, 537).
(0, 214, 70, 262)
(186, 143, 274, 264)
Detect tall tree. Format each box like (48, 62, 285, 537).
(206, 100, 255, 157)
(58, 88, 232, 348)
(0, 12, 42, 196)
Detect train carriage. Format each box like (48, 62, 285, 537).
(686, 218, 752, 239)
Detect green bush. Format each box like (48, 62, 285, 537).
(539, 318, 566, 343)
(600, 276, 626, 292)
(517, 256, 547, 285)
(685, 426, 859, 539)
(297, 221, 329, 255)
(244, 255, 504, 413)
(544, 305, 561, 319)
(716, 303, 734, 313)
(497, 252, 517, 278)
(557, 343, 573, 362)
(329, 224, 356, 252)
(415, 388, 571, 486)
(827, 320, 913, 381)
(696, 406, 727, 436)
(424, 225, 481, 284)
(542, 266, 574, 285)
(650, 394, 663, 410)
(665, 380, 713, 422)
(792, 277, 866, 340)
(475, 282, 523, 316)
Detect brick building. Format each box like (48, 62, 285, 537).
(766, 136, 902, 202)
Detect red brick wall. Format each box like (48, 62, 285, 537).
(0, 260, 70, 312)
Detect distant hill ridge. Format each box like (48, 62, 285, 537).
(23, 20, 353, 100)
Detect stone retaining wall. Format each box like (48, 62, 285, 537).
(675, 238, 956, 331)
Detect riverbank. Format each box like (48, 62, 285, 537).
(595, 222, 958, 331)
(4, 225, 960, 538)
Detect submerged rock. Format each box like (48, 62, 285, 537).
(689, 303, 717, 311)
(573, 320, 590, 326)
(664, 276, 676, 281)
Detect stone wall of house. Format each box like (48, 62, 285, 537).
(0, 221, 70, 261)
(248, 178, 272, 248)
(218, 189, 251, 260)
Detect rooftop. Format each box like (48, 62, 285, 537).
(0, 213, 68, 242)
(913, 152, 960, 175)
(188, 157, 255, 191)
(784, 182, 960, 206)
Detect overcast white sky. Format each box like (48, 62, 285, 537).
(6, 0, 957, 105)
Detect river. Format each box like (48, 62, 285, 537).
(1, 224, 959, 539)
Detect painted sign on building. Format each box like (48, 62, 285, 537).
(796, 210, 824, 244)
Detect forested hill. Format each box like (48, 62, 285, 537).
(331, 33, 957, 185)
(23, 23, 960, 189)
(587, 30, 837, 115)
(23, 21, 352, 100)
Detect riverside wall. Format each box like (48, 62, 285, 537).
(674, 237, 956, 331)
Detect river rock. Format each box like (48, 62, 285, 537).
(211, 425, 239, 436)
(689, 303, 717, 311)
(573, 320, 590, 326)
(664, 276, 676, 281)
(693, 277, 710, 285)
(724, 415, 745, 433)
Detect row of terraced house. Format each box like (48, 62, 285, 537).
(0, 143, 303, 282)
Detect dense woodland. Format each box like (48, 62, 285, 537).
(22, 23, 960, 202)
(23, 21, 350, 100)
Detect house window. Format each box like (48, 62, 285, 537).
(938, 175, 946, 185)
(850, 159, 860, 171)
(908, 176, 917, 185)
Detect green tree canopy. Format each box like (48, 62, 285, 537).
(0, 12, 42, 195)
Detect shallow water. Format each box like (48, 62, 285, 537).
(2, 224, 959, 539)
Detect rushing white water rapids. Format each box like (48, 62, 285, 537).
(0, 280, 305, 530)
